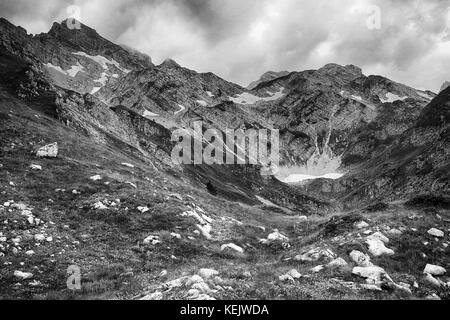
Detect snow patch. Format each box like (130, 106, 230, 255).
(230, 88, 285, 105)
(73, 52, 130, 73)
(279, 172, 344, 183)
(196, 100, 208, 107)
(143, 110, 159, 118)
(206, 91, 214, 97)
(66, 62, 85, 77)
(174, 104, 186, 115)
(380, 92, 408, 103)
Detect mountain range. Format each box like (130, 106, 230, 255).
(0, 18, 449, 300)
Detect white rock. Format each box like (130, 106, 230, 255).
(143, 235, 160, 245)
(191, 281, 212, 293)
(287, 269, 302, 279)
(427, 228, 444, 238)
(360, 283, 382, 291)
(93, 201, 107, 210)
(187, 289, 200, 299)
(25, 250, 35, 256)
(349, 251, 373, 267)
(387, 228, 402, 236)
(199, 268, 219, 279)
(355, 221, 369, 229)
(424, 264, 446, 276)
(121, 163, 135, 168)
(46, 236, 53, 242)
(328, 257, 348, 268)
(367, 232, 389, 243)
(295, 248, 336, 262)
(352, 266, 386, 284)
(220, 243, 244, 254)
(89, 175, 102, 181)
(36, 143, 58, 158)
(14, 270, 33, 280)
(30, 164, 42, 171)
(137, 206, 149, 213)
(186, 275, 204, 286)
(423, 273, 442, 288)
(34, 234, 45, 242)
(267, 229, 289, 242)
(311, 265, 324, 273)
(366, 238, 395, 257)
(170, 232, 181, 239)
(279, 274, 295, 282)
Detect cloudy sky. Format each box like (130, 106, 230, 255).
(1, 0, 449, 91)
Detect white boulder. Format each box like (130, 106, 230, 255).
(366, 238, 394, 257)
(427, 228, 444, 238)
(221, 243, 244, 254)
(36, 143, 58, 158)
(14, 270, 33, 280)
(349, 250, 372, 267)
(424, 264, 446, 276)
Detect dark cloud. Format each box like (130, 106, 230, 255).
(1, 0, 449, 91)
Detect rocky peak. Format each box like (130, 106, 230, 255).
(318, 63, 363, 80)
(159, 58, 181, 69)
(440, 81, 450, 93)
(248, 70, 291, 90)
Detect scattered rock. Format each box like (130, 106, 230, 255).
(311, 265, 324, 273)
(366, 238, 394, 257)
(137, 206, 149, 213)
(352, 266, 386, 284)
(423, 273, 442, 288)
(328, 257, 348, 269)
(36, 142, 58, 158)
(14, 271, 33, 280)
(221, 243, 244, 254)
(279, 274, 295, 283)
(287, 269, 302, 279)
(427, 228, 444, 238)
(34, 234, 45, 242)
(93, 201, 107, 210)
(30, 164, 42, 170)
(89, 175, 102, 181)
(295, 248, 336, 262)
(143, 235, 161, 245)
(349, 251, 373, 267)
(355, 221, 369, 229)
(170, 232, 181, 239)
(424, 264, 446, 276)
(360, 283, 382, 291)
(367, 232, 389, 243)
(199, 268, 219, 279)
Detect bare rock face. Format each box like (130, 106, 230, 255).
(440, 81, 450, 93)
(36, 142, 58, 158)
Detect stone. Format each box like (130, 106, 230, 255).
(187, 289, 200, 299)
(191, 281, 212, 293)
(220, 243, 244, 254)
(295, 248, 336, 262)
(387, 228, 402, 236)
(355, 221, 369, 229)
(287, 269, 302, 279)
(121, 163, 135, 168)
(199, 268, 219, 279)
(14, 270, 33, 280)
(143, 235, 161, 245)
(423, 273, 442, 288)
(30, 164, 42, 170)
(424, 264, 446, 276)
(170, 232, 181, 239)
(352, 266, 386, 284)
(360, 283, 382, 291)
(366, 238, 394, 257)
(328, 257, 348, 268)
(186, 275, 205, 287)
(89, 175, 102, 181)
(93, 202, 107, 210)
(137, 206, 149, 213)
(367, 232, 389, 243)
(427, 228, 444, 238)
(279, 274, 295, 282)
(311, 265, 324, 273)
(25, 250, 35, 256)
(34, 234, 45, 242)
(36, 143, 58, 158)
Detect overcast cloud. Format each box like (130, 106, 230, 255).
(1, 0, 449, 91)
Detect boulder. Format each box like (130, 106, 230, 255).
(199, 268, 219, 280)
(423, 273, 442, 288)
(30, 164, 42, 170)
(427, 228, 444, 238)
(295, 248, 336, 262)
(328, 257, 348, 269)
(221, 243, 244, 254)
(36, 142, 58, 158)
(366, 238, 394, 257)
(367, 232, 389, 243)
(141, 291, 163, 300)
(352, 266, 386, 284)
(355, 221, 369, 229)
(424, 264, 446, 276)
(14, 270, 33, 280)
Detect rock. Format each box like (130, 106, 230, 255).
(169, 194, 183, 201)
(141, 291, 163, 300)
(311, 265, 324, 273)
(121, 163, 135, 168)
(427, 228, 444, 238)
(137, 206, 149, 213)
(424, 264, 446, 276)
(186, 275, 204, 287)
(170, 232, 181, 239)
(355, 221, 369, 229)
(295, 248, 336, 262)
(220, 243, 244, 254)
(387, 228, 402, 236)
(36, 143, 58, 158)
(14, 270, 33, 280)
(350, 251, 373, 267)
(279, 274, 295, 282)
(367, 232, 389, 243)
(25, 250, 35, 256)
(366, 238, 394, 257)
(191, 281, 212, 293)
(352, 266, 386, 284)
(423, 273, 442, 288)
(143, 235, 160, 245)
(30, 164, 42, 170)
(426, 294, 441, 300)
(93, 201, 107, 210)
(199, 268, 219, 279)
(287, 269, 302, 279)
(34, 234, 45, 242)
(328, 257, 348, 268)
(89, 175, 102, 181)
(46, 236, 53, 242)
(187, 289, 200, 299)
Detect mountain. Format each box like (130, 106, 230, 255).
(1, 17, 449, 301)
(247, 70, 290, 90)
(440, 81, 450, 93)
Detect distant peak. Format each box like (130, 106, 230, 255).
(159, 58, 180, 68)
(440, 81, 450, 93)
